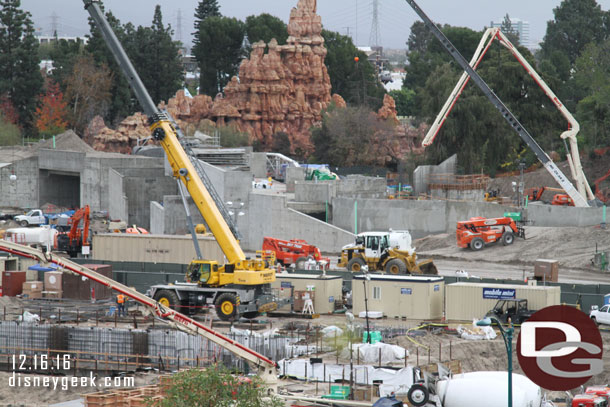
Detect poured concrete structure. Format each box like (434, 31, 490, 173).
(332, 197, 607, 238)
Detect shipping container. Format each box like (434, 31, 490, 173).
(534, 259, 559, 282)
(352, 275, 445, 320)
(82, 264, 113, 300)
(62, 264, 113, 300)
(2, 271, 27, 296)
(271, 274, 343, 314)
(92, 234, 224, 264)
(445, 282, 560, 321)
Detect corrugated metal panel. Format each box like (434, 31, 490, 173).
(92, 234, 224, 264)
(446, 282, 561, 321)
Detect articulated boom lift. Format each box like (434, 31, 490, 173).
(0, 240, 278, 389)
(407, 0, 592, 208)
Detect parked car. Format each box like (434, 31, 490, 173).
(590, 304, 610, 325)
(14, 209, 47, 227)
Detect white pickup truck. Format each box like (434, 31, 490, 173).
(590, 304, 610, 325)
(14, 209, 47, 227)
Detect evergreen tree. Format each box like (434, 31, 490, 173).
(49, 39, 86, 92)
(540, 0, 608, 66)
(193, 16, 245, 96)
(245, 13, 288, 46)
(500, 14, 520, 45)
(573, 39, 610, 148)
(193, 0, 221, 34)
(85, 10, 134, 124)
(322, 30, 385, 110)
(0, 0, 43, 132)
(136, 6, 183, 104)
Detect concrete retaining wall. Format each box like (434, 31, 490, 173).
(108, 168, 128, 221)
(332, 197, 606, 238)
(413, 154, 457, 195)
(294, 176, 387, 203)
(243, 192, 354, 252)
(0, 157, 39, 209)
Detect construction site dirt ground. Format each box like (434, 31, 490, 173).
(415, 225, 610, 283)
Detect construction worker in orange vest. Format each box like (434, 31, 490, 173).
(116, 294, 126, 317)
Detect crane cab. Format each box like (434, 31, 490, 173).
(187, 260, 275, 287)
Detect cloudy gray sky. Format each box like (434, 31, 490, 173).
(21, 0, 610, 49)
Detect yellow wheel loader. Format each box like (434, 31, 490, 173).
(337, 231, 437, 275)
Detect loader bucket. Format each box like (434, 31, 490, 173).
(417, 259, 438, 275)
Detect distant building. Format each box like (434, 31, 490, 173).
(35, 35, 88, 45)
(490, 17, 530, 48)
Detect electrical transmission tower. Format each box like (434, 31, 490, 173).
(50, 12, 59, 36)
(369, 0, 381, 48)
(176, 9, 183, 43)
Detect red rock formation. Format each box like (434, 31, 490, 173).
(84, 113, 149, 154)
(377, 94, 400, 125)
(211, 0, 333, 155)
(331, 94, 347, 109)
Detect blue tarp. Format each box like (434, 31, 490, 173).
(28, 263, 59, 272)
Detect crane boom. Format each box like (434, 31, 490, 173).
(82, 0, 246, 264)
(0, 240, 277, 386)
(404, 0, 590, 208)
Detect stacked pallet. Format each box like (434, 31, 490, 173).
(84, 380, 172, 407)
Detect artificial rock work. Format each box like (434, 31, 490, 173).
(82, 0, 425, 158)
(216, 0, 332, 154)
(84, 114, 150, 154)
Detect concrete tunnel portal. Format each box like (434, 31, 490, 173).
(38, 170, 80, 209)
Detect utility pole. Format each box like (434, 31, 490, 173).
(343, 26, 353, 41)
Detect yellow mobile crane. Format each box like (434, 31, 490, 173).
(83, 0, 277, 321)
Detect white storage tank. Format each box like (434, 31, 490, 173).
(4, 226, 58, 250)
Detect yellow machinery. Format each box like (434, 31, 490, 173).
(337, 231, 437, 274)
(83, 0, 277, 321)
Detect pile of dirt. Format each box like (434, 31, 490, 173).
(31, 130, 95, 153)
(415, 226, 610, 270)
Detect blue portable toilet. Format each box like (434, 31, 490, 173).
(604, 294, 610, 305)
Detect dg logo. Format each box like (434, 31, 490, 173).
(517, 305, 603, 391)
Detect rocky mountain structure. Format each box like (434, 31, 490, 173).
(81, 0, 425, 158)
(214, 0, 332, 154)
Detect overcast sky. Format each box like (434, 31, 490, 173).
(21, 0, 610, 50)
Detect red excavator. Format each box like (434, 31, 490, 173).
(525, 186, 574, 206)
(55, 206, 90, 257)
(262, 237, 330, 269)
(457, 216, 525, 251)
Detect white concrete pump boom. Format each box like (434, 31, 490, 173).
(421, 27, 595, 203)
(405, 0, 591, 208)
(0, 240, 278, 390)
